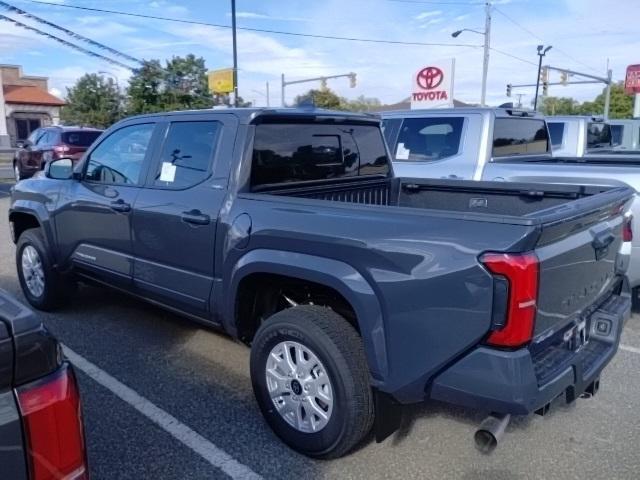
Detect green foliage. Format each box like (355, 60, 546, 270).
(60, 73, 123, 128)
(126, 54, 213, 115)
(294, 88, 382, 112)
(294, 88, 344, 109)
(540, 82, 633, 119)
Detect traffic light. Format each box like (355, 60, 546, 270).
(560, 71, 569, 85)
(506, 84, 512, 97)
(539, 66, 549, 83)
(349, 73, 357, 88)
(542, 81, 549, 96)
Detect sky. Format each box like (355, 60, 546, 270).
(1, 0, 639, 108)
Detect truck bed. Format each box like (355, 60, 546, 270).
(262, 176, 625, 221)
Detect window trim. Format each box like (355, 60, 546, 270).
(145, 119, 223, 191)
(81, 122, 157, 187)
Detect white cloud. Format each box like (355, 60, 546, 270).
(454, 14, 470, 21)
(415, 10, 443, 20)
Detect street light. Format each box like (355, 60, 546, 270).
(451, 2, 491, 106)
(533, 45, 552, 111)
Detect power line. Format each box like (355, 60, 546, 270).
(0, 1, 143, 64)
(0, 14, 135, 70)
(492, 6, 601, 74)
(29, 0, 481, 48)
(490, 47, 538, 67)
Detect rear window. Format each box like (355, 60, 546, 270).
(251, 123, 389, 189)
(587, 123, 612, 149)
(492, 118, 549, 158)
(62, 131, 102, 147)
(391, 117, 464, 162)
(547, 122, 565, 148)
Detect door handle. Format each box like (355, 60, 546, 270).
(181, 210, 210, 225)
(110, 200, 131, 213)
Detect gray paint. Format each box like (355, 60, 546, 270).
(8, 108, 635, 410)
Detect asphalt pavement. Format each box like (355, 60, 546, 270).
(1, 194, 639, 479)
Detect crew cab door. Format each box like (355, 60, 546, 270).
(131, 114, 237, 318)
(53, 121, 159, 287)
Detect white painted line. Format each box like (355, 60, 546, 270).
(62, 345, 263, 480)
(620, 344, 640, 355)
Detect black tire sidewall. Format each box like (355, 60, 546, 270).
(16, 230, 56, 309)
(251, 316, 354, 457)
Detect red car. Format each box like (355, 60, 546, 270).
(13, 126, 103, 181)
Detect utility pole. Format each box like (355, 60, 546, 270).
(481, 2, 491, 107)
(281, 73, 285, 107)
(231, 0, 239, 107)
(451, 2, 491, 106)
(534, 45, 552, 111)
(266, 81, 270, 107)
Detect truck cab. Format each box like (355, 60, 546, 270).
(609, 118, 640, 152)
(546, 116, 614, 157)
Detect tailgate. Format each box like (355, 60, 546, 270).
(533, 189, 631, 337)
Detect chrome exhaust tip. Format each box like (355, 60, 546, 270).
(474, 413, 511, 454)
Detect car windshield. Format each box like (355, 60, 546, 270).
(62, 131, 102, 147)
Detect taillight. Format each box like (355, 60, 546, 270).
(481, 252, 539, 348)
(53, 145, 70, 154)
(16, 364, 88, 480)
(623, 214, 633, 242)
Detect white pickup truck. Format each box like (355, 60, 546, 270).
(546, 116, 615, 157)
(382, 107, 640, 291)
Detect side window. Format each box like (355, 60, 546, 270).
(153, 121, 220, 189)
(547, 122, 565, 148)
(393, 117, 464, 162)
(27, 128, 42, 145)
(85, 123, 154, 185)
(586, 122, 612, 149)
(610, 125, 623, 146)
(381, 118, 402, 152)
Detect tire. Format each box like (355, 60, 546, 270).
(250, 305, 374, 459)
(16, 228, 70, 311)
(633, 287, 640, 313)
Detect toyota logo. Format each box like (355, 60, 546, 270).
(417, 67, 444, 90)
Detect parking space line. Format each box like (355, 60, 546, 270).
(620, 344, 640, 355)
(62, 345, 263, 480)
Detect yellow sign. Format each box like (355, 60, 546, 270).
(208, 68, 234, 94)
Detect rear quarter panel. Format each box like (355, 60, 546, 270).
(223, 194, 538, 402)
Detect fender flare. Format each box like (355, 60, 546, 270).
(224, 249, 389, 382)
(9, 202, 57, 264)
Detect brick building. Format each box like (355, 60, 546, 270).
(0, 65, 65, 148)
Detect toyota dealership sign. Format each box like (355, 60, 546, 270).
(411, 59, 455, 109)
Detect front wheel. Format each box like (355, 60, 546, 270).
(250, 305, 374, 459)
(16, 228, 70, 311)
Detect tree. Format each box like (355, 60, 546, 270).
(342, 95, 382, 112)
(126, 54, 213, 114)
(60, 73, 123, 128)
(577, 82, 633, 119)
(212, 93, 252, 107)
(294, 88, 343, 109)
(539, 96, 579, 116)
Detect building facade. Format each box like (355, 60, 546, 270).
(0, 65, 65, 148)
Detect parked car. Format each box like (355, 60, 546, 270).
(0, 289, 88, 479)
(9, 108, 633, 458)
(382, 107, 640, 291)
(13, 126, 103, 181)
(609, 118, 640, 152)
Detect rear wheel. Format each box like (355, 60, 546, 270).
(250, 305, 374, 459)
(16, 228, 71, 311)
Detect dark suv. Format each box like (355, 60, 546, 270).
(14, 126, 103, 181)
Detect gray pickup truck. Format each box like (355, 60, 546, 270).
(0, 290, 87, 479)
(609, 118, 640, 152)
(9, 108, 633, 458)
(546, 116, 615, 157)
(383, 107, 640, 291)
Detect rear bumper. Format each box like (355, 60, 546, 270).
(429, 290, 630, 415)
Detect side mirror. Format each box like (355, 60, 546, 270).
(45, 158, 74, 180)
